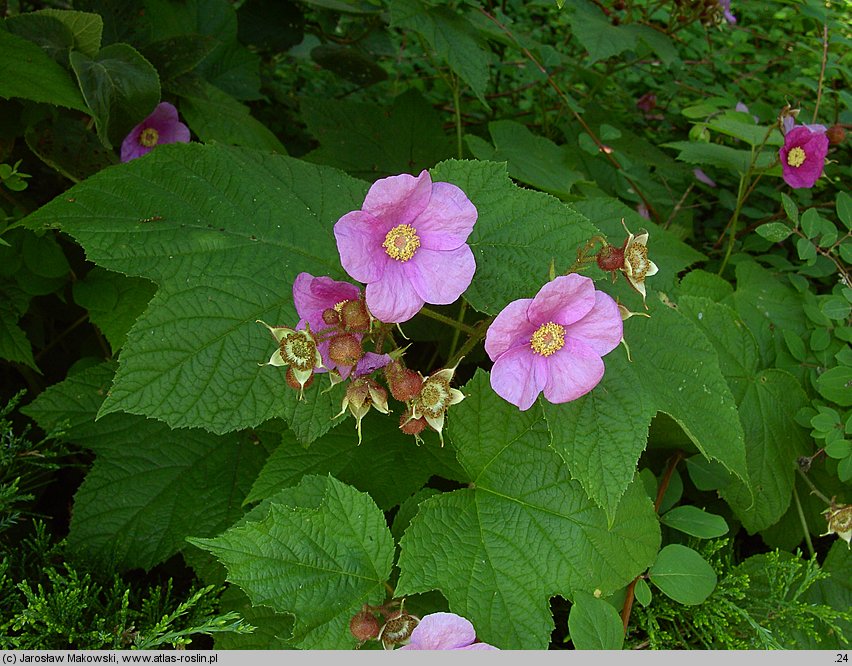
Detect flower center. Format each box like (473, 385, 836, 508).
(530, 322, 565, 357)
(787, 146, 806, 168)
(139, 127, 159, 148)
(382, 224, 420, 262)
(280, 332, 317, 371)
(418, 377, 451, 418)
(625, 243, 651, 280)
(333, 300, 350, 313)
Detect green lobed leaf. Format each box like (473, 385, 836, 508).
(568, 3, 637, 63)
(662, 141, 767, 174)
(301, 89, 455, 180)
(648, 544, 717, 606)
(22, 143, 368, 434)
(69, 43, 161, 148)
(429, 159, 599, 315)
(0, 301, 37, 370)
(21, 362, 269, 571)
(180, 80, 287, 153)
(139, 0, 261, 101)
(544, 296, 748, 521)
(38, 9, 103, 57)
(464, 120, 587, 199)
(395, 370, 660, 650)
(25, 112, 119, 182)
(246, 410, 464, 511)
(567, 591, 624, 650)
(72, 267, 157, 352)
(659, 505, 729, 539)
(0, 28, 88, 112)
(191, 474, 395, 649)
(390, 0, 492, 108)
(679, 296, 810, 532)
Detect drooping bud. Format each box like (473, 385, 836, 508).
(350, 606, 381, 644)
(411, 364, 465, 447)
(826, 124, 846, 145)
(823, 502, 852, 547)
(340, 298, 371, 333)
(285, 367, 314, 392)
(385, 361, 424, 403)
(378, 612, 420, 650)
(336, 377, 389, 444)
(328, 333, 364, 367)
(399, 409, 427, 441)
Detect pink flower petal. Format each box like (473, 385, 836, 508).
(563, 290, 623, 357)
(528, 274, 596, 327)
(542, 339, 605, 403)
(490, 345, 545, 411)
(365, 261, 424, 323)
(406, 613, 477, 650)
(362, 170, 432, 226)
(415, 182, 478, 250)
(407, 245, 475, 306)
(484, 297, 535, 361)
(334, 210, 388, 284)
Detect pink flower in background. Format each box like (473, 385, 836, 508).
(779, 124, 829, 189)
(397, 613, 498, 651)
(718, 0, 736, 23)
(120, 102, 190, 162)
(334, 170, 477, 324)
(485, 274, 623, 411)
(693, 168, 717, 188)
(292, 272, 362, 378)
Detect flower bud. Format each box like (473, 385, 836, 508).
(328, 333, 364, 367)
(826, 124, 846, 145)
(340, 299, 371, 332)
(350, 607, 381, 643)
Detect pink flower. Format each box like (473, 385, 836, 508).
(292, 272, 362, 378)
(779, 124, 829, 189)
(120, 102, 190, 162)
(334, 170, 477, 324)
(396, 613, 498, 651)
(485, 274, 623, 411)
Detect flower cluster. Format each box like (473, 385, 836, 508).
(259, 168, 646, 435)
(258, 170, 478, 445)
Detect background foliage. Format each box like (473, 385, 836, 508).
(0, 0, 849, 650)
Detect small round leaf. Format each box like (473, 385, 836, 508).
(648, 544, 717, 605)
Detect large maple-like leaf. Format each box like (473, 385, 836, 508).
(396, 370, 661, 650)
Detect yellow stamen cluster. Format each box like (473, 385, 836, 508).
(530, 322, 566, 357)
(786, 146, 806, 168)
(383, 224, 420, 262)
(625, 243, 652, 280)
(139, 127, 159, 148)
(281, 333, 317, 371)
